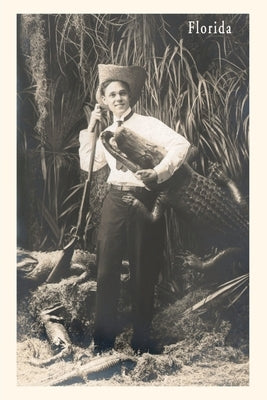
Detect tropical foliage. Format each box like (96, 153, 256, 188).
(17, 14, 249, 260)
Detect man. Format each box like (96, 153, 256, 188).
(79, 64, 190, 353)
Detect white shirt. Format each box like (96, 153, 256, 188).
(79, 109, 190, 186)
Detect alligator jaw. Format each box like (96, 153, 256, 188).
(101, 130, 141, 173)
(101, 127, 166, 171)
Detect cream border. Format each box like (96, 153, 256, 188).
(1, 2, 266, 399)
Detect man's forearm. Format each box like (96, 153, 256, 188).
(79, 129, 107, 172)
(153, 140, 190, 183)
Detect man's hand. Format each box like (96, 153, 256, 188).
(84, 103, 103, 132)
(135, 169, 158, 184)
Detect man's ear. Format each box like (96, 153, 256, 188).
(101, 95, 107, 106)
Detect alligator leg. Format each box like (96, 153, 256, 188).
(208, 162, 248, 212)
(30, 304, 72, 366)
(181, 247, 244, 272)
(122, 192, 168, 222)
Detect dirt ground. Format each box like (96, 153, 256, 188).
(17, 337, 249, 386)
(17, 249, 249, 387)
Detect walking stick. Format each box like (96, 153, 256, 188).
(46, 108, 100, 284)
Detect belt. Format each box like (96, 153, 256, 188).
(108, 184, 147, 193)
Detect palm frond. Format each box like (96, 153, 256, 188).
(180, 273, 249, 317)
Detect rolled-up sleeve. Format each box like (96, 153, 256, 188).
(79, 129, 107, 172)
(147, 118, 190, 183)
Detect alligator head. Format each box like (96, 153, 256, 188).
(101, 126, 166, 172)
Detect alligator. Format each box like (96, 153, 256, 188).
(101, 126, 249, 272)
(39, 353, 137, 385)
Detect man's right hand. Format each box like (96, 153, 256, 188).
(85, 103, 102, 132)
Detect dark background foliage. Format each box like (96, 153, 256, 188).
(17, 14, 249, 255)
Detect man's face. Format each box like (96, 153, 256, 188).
(101, 81, 131, 118)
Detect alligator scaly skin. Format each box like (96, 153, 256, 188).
(40, 353, 136, 385)
(101, 127, 248, 251)
(166, 164, 248, 248)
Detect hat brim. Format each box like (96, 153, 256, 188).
(95, 64, 146, 108)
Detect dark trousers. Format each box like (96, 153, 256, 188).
(93, 188, 164, 348)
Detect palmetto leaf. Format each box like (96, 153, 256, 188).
(180, 273, 249, 317)
(61, 183, 84, 205)
(37, 198, 61, 241)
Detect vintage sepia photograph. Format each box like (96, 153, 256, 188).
(16, 13, 249, 386)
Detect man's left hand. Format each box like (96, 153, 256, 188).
(135, 169, 158, 184)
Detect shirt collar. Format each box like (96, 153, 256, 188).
(113, 107, 132, 123)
